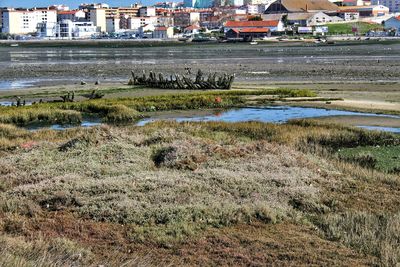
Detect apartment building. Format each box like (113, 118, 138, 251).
(139, 7, 156, 17)
(173, 11, 200, 27)
(87, 8, 107, 32)
(38, 19, 98, 38)
(106, 17, 120, 32)
(59, 20, 98, 38)
(371, 0, 400, 12)
(128, 16, 159, 30)
(1, 7, 57, 34)
(106, 6, 141, 19)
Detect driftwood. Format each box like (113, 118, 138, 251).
(60, 91, 75, 102)
(82, 90, 104, 100)
(128, 69, 235, 90)
(12, 97, 26, 107)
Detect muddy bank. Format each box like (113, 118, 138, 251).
(1, 43, 400, 85)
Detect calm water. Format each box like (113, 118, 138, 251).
(357, 125, 400, 133)
(24, 106, 400, 133)
(137, 105, 400, 126)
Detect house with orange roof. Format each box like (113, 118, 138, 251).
(184, 24, 201, 34)
(224, 20, 285, 33)
(225, 27, 271, 40)
(153, 26, 174, 38)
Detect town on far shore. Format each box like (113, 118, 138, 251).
(1, 0, 400, 42)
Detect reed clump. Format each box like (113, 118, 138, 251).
(0, 107, 82, 125)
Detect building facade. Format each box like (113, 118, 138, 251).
(57, 10, 86, 22)
(1, 8, 57, 34)
(153, 26, 174, 38)
(37, 19, 98, 38)
(184, 0, 215, 8)
(88, 8, 106, 32)
(58, 20, 98, 38)
(371, 0, 400, 12)
(173, 11, 200, 27)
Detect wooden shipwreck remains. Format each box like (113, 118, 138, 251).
(128, 69, 235, 90)
(82, 90, 105, 100)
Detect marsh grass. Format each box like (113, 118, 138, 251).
(0, 234, 93, 266)
(0, 117, 399, 264)
(0, 107, 82, 125)
(319, 212, 400, 266)
(0, 124, 321, 243)
(0, 88, 317, 126)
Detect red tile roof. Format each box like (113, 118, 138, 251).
(225, 20, 279, 27)
(184, 24, 200, 31)
(239, 28, 270, 33)
(228, 28, 270, 33)
(155, 26, 168, 30)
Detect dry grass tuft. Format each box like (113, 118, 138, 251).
(320, 212, 400, 266)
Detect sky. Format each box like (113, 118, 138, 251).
(0, 0, 154, 8)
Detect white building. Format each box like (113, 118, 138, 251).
(138, 24, 155, 37)
(173, 11, 200, 27)
(128, 16, 158, 30)
(88, 8, 106, 32)
(371, 0, 400, 12)
(1, 8, 57, 34)
(37, 21, 58, 37)
(106, 17, 120, 33)
(79, 3, 110, 9)
(139, 7, 156, 17)
(57, 10, 86, 22)
(337, 11, 360, 21)
(50, 5, 70, 11)
(287, 12, 342, 26)
(233, 0, 244, 6)
(58, 20, 98, 39)
(37, 19, 98, 38)
(153, 26, 174, 38)
(247, 5, 259, 14)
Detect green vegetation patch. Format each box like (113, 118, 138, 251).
(0, 88, 317, 126)
(326, 22, 383, 35)
(338, 145, 400, 173)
